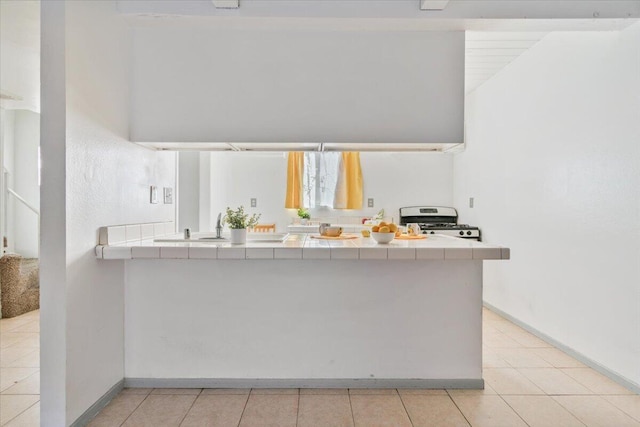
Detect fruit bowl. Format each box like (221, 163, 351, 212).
(371, 231, 395, 244)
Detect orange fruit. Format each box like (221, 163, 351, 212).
(361, 229, 371, 237)
(371, 225, 380, 232)
(378, 221, 388, 227)
(389, 224, 398, 232)
(395, 230, 401, 237)
(379, 226, 390, 233)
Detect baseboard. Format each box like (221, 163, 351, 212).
(70, 379, 124, 427)
(484, 301, 640, 395)
(124, 378, 484, 390)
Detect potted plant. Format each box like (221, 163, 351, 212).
(297, 208, 311, 225)
(223, 206, 261, 244)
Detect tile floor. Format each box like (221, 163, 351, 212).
(0, 309, 40, 427)
(1, 308, 639, 426)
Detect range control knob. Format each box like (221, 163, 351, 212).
(467, 231, 472, 235)
(430, 231, 435, 234)
(459, 231, 464, 236)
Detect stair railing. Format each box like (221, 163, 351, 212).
(6, 187, 40, 258)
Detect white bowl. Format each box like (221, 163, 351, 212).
(371, 231, 395, 244)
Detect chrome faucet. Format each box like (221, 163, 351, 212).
(216, 213, 223, 239)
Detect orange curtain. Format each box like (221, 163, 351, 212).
(284, 152, 304, 208)
(333, 152, 363, 209)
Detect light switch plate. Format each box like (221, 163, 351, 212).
(251, 198, 257, 208)
(164, 187, 173, 204)
(368, 198, 374, 208)
(469, 197, 474, 208)
(150, 186, 158, 204)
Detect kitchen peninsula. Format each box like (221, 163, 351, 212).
(97, 223, 509, 389)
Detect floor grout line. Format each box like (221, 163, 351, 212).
(295, 388, 300, 427)
(446, 389, 473, 427)
(177, 389, 201, 427)
(497, 392, 534, 427)
(396, 390, 415, 427)
(235, 389, 251, 427)
(546, 395, 592, 427)
(117, 391, 151, 427)
(1, 399, 40, 426)
(347, 389, 356, 427)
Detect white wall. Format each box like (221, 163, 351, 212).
(130, 26, 464, 145)
(199, 152, 212, 232)
(0, 39, 40, 113)
(12, 110, 39, 258)
(0, 109, 39, 257)
(64, 1, 176, 423)
(41, 1, 177, 424)
(1, 110, 16, 175)
(178, 152, 200, 232)
(454, 25, 640, 387)
(1, 108, 16, 254)
(359, 152, 454, 222)
(197, 152, 454, 232)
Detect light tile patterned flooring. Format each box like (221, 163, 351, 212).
(1, 308, 639, 426)
(0, 309, 40, 427)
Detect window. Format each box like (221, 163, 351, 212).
(302, 152, 341, 209)
(285, 151, 363, 210)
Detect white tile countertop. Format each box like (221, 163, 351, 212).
(287, 223, 369, 233)
(96, 231, 509, 261)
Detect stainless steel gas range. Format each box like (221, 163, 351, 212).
(399, 206, 481, 241)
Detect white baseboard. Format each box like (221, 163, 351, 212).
(70, 379, 124, 427)
(124, 378, 484, 390)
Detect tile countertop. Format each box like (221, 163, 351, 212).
(287, 224, 369, 233)
(96, 233, 510, 261)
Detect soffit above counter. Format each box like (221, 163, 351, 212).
(130, 30, 465, 147)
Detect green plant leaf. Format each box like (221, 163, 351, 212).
(297, 208, 310, 219)
(223, 206, 261, 229)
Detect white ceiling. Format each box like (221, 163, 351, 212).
(118, 0, 640, 23)
(465, 31, 548, 94)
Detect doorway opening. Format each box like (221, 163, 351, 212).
(0, 0, 41, 424)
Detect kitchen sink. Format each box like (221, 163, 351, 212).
(154, 232, 290, 243)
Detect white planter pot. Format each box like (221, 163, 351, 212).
(230, 228, 247, 245)
(300, 219, 308, 225)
